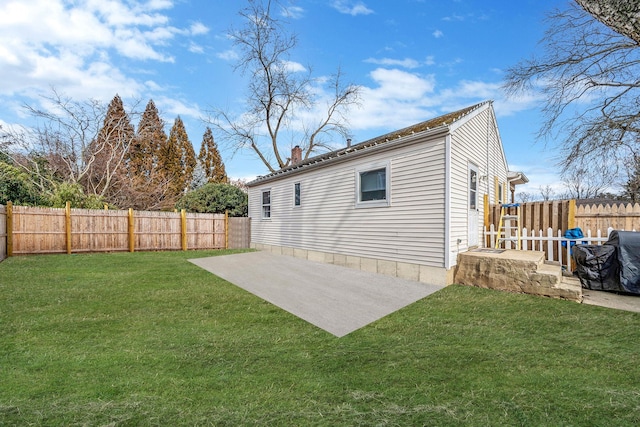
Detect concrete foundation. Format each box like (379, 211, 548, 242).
(454, 249, 582, 302)
(251, 243, 450, 286)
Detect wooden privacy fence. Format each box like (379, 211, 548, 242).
(487, 200, 640, 237)
(487, 200, 573, 234)
(1, 202, 251, 257)
(575, 202, 640, 232)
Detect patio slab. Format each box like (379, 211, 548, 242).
(189, 251, 444, 337)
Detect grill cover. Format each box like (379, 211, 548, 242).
(606, 230, 640, 294)
(573, 244, 621, 292)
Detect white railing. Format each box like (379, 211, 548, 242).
(483, 225, 636, 268)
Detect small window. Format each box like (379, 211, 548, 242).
(498, 182, 504, 204)
(469, 168, 477, 210)
(356, 163, 390, 207)
(261, 190, 271, 219)
(360, 168, 386, 201)
(294, 182, 301, 207)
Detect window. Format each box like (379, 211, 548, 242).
(261, 190, 271, 219)
(360, 169, 386, 201)
(469, 168, 477, 210)
(356, 163, 390, 207)
(498, 182, 504, 204)
(294, 182, 301, 207)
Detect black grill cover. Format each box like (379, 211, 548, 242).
(606, 230, 640, 294)
(573, 244, 621, 292)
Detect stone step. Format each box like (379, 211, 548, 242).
(537, 262, 562, 282)
(455, 249, 582, 302)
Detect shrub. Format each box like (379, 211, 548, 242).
(176, 183, 248, 216)
(0, 161, 43, 205)
(49, 182, 106, 209)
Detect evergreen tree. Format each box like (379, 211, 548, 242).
(162, 116, 196, 204)
(123, 99, 170, 210)
(198, 127, 227, 183)
(130, 99, 166, 178)
(85, 94, 135, 201)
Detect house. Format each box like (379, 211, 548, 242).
(246, 101, 527, 285)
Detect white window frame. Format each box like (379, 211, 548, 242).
(261, 189, 271, 219)
(293, 182, 301, 207)
(355, 161, 391, 208)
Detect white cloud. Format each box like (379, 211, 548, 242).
(364, 57, 422, 69)
(156, 96, 202, 121)
(281, 5, 305, 19)
(432, 29, 444, 38)
(189, 22, 209, 35)
(0, 0, 205, 110)
(442, 13, 465, 22)
(334, 68, 542, 137)
(346, 68, 438, 130)
(188, 42, 205, 54)
(216, 49, 240, 62)
(281, 60, 307, 73)
(439, 80, 501, 100)
(368, 68, 436, 99)
(331, 1, 374, 16)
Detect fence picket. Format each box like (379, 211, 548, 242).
(483, 225, 628, 269)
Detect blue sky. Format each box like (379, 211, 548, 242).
(0, 0, 570, 196)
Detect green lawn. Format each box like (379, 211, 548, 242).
(1, 250, 639, 426)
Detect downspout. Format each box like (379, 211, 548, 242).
(484, 103, 492, 248)
(444, 133, 452, 270)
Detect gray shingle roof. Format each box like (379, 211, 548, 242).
(247, 100, 490, 186)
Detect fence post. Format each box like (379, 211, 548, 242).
(568, 199, 576, 229)
(225, 210, 229, 250)
(181, 209, 187, 251)
(6, 201, 13, 257)
(483, 194, 489, 228)
(65, 201, 72, 255)
(128, 208, 135, 252)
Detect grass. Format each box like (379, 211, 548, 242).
(1, 250, 640, 426)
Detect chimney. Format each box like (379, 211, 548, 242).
(346, 138, 352, 148)
(291, 145, 302, 165)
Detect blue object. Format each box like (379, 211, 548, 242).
(562, 227, 586, 251)
(501, 203, 521, 208)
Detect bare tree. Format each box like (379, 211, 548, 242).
(539, 185, 556, 201)
(516, 191, 533, 203)
(561, 162, 615, 199)
(209, 0, 360, 173)
(1, 90, 138, 200)
(621, 154, 640, 202)
(503, 1, 640, 178)
(576, 0, 640, 44)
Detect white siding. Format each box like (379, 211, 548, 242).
(448, 105, 508, 267)
(249, 136, 447, 267)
